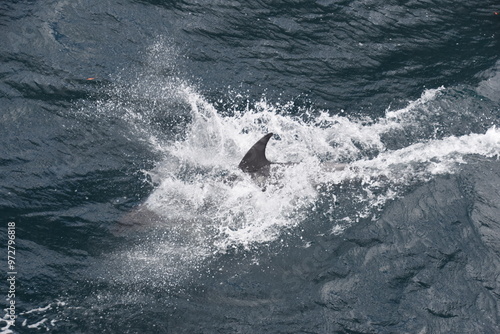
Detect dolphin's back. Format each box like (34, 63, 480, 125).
(238, 133, 273, 173)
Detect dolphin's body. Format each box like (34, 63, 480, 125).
(116, 133, 346, 235)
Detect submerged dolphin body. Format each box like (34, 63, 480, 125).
(116, 133, 346, 235)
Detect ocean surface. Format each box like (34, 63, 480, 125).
(1, 1, 500, 333)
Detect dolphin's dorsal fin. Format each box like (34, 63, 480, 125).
(238, 133, 273, 173)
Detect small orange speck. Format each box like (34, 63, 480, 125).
(86, 77, 96, 80)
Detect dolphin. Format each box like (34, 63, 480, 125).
(238, 133, 274, 177)
(238, 133, 347, 180)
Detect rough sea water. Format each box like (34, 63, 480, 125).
(1, 1, 500, 333)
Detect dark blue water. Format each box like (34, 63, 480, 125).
(1, 1, 500, 333)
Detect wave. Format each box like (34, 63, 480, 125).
(82, 40, 499, 285)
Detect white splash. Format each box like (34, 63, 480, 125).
(140, 81, 500, 252)
(89, 40, 500, 284)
